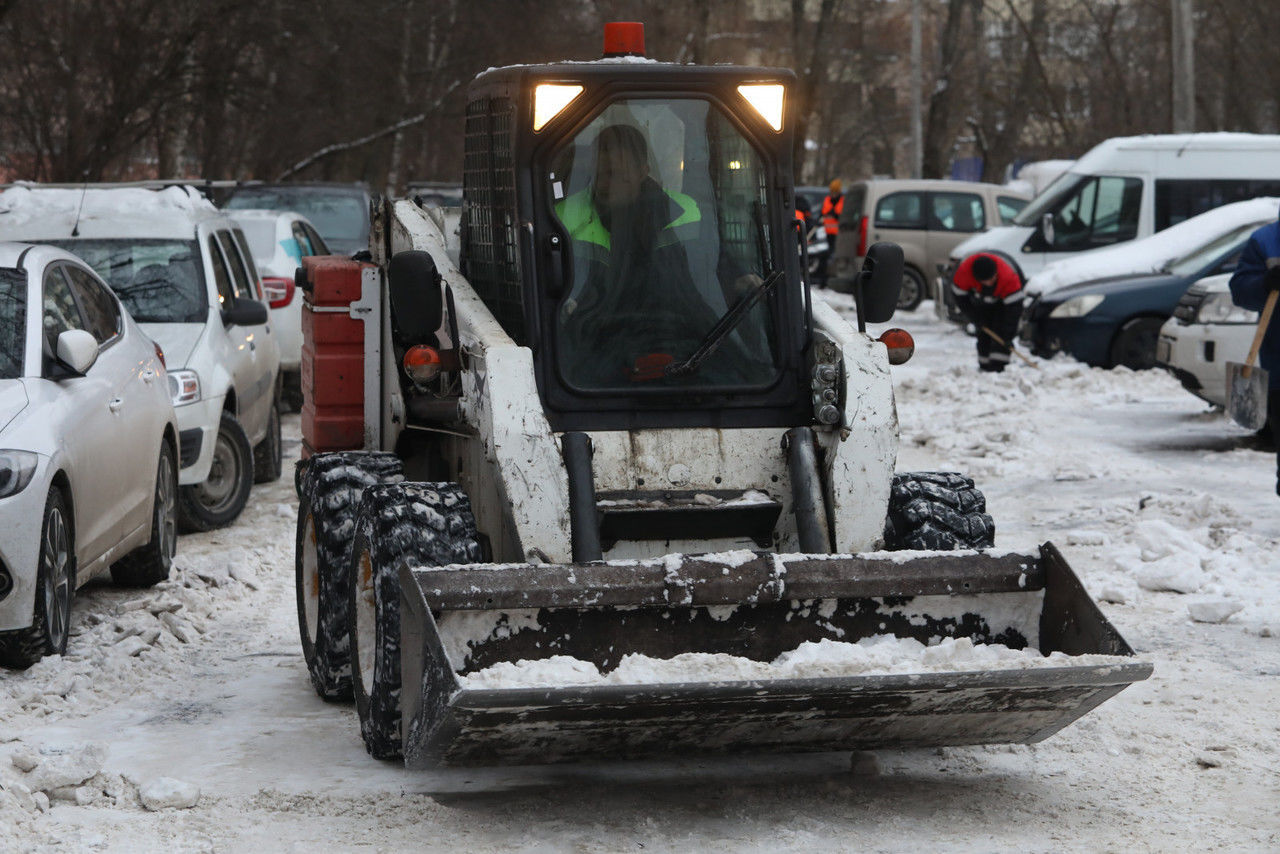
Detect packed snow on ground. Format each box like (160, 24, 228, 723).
(1, 297, 1278, 852)
(1025, 196, 1280, 296)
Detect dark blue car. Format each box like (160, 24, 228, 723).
(1019, 226, 1255, 370)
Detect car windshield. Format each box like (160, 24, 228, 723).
(547, 98, 779, 391)
(44, 239, 207, 323)
(1013, 172, 1086, 226)
(1161, 223, 1261, 277)
(226, 189, 367, 243)
(0, 268, 25, 378)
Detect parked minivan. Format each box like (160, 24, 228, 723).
(828, 179, 1030, 310)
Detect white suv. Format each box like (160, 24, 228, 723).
(0, 185, 282, 531)
(1157, 272, 1258, 409)
(0, 243, 178, 667)
(227, 209, 330, 411)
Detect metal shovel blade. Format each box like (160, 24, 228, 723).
(1226, 361, 1270, 431)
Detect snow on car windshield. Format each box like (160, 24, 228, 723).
(45, 239, 207, 324)
(0, 267, 25, 378)
(225, 190, 366, 243)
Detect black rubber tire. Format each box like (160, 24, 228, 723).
(0, 487, 74, 669)
(1109, 316, 1166, 370)
(883, 472, 995, 550)
(282, 370, 304, 413)
(177, 411, 254, 532)
(898, 266, 927, 311)
(295, 452, 404, 702)
(253, 399, 283, 484)
(348, 482, 481, 759)
(294, 458, 308, 499)
(111, 441, 178, 587)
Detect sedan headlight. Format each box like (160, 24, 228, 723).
(1048, 294, 1105, 319)
(0, 450, 38, 498)
(167, 369, 201, 406)
(1195, 292, 1259, 325)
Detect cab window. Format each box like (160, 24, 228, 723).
(547, 98, 778, 392)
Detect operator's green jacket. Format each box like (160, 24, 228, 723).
(555, 185, 701, 259)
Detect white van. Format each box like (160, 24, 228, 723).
(941, 134, 1280, 315)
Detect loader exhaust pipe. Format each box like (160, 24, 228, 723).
(784, 427, 831, 553)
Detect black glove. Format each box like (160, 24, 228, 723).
(1265, 264, 1280, 292)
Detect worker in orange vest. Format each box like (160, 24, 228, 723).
(816, 179, 844, 286)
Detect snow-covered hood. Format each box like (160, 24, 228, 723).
(140, 322, 205, 370)
(0, 379, 29, 435)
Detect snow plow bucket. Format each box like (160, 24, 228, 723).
(398, 543, 1150, 767)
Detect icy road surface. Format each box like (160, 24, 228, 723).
(2, 295, 1278, 852)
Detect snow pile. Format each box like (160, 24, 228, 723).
(1025, 196, 1279, 296)
(456, 635, 1131, 689)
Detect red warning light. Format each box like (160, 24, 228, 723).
(603, 22, 645, 57)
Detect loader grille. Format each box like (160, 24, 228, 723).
(462, 96, 524, 342)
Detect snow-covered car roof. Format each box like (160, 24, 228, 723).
(1026, 196, 1280, 296)
(0, 185, 227, 242)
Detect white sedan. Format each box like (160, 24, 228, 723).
(0, 243, 178, 668)
(1157, 273, 1259, 410)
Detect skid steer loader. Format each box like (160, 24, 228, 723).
(294, 24, 1150, 767)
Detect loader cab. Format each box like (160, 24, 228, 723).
(460, 59, 810, 431)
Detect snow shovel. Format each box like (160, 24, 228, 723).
(979, 325, 1038, 369)
(1226, 287, 1278, 431)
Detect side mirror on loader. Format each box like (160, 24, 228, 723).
(388, 250, 444, 345)
(855, 242, 905, 325)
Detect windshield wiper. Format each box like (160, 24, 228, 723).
(660, 269, 785, 379)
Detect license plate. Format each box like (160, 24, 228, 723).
(1156, 337, 1172, 365)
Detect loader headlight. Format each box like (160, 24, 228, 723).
(1196, 292, 1258, 325)
(1048, 294, 1105, 319)
(738, 84, 785, 132)
(0, 450, 39, 498)
(533, 84, 583, 132)
(167, 369, 201, 406)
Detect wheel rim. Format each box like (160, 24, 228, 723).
(157, 452, 177, 563)
(42, 504, 71, 650)
(192, 428, 244, 513)
(355, 550, 377, 694)
(899, 272, 922, 307)
(302, 514, 319, 645)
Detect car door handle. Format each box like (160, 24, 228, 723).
(109, 397, 124, 413)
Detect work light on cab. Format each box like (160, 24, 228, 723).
(533, 84, 583, 132)
(738, 84, 785, 132)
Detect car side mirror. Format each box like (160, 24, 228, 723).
(221, 297, 268, 327)
(55, 329, 98, 376)
(1041, 212, 1055, 247)
(387, 250, 444, 346)
(856, 242, 905, 326)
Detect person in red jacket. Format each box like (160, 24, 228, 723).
(951, 253, 1025, 372)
